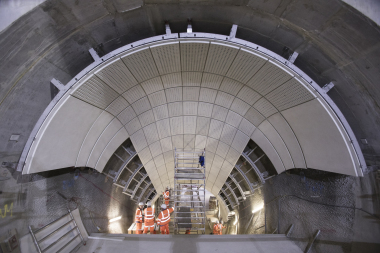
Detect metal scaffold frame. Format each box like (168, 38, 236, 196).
(173, 148, 206, 234)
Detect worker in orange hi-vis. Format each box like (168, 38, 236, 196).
(163, 187, 170, 206)
(218, 220, 226, 235)
(135, 202, 144, 234)
(143, 201, 155, 234)
(157, 204, 175, 234)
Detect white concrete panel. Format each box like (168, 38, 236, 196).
(251, 129, 286, 174)
(138, 146, 153, 165)
(254, 97, 278, 118)
(219, 78, 243, 96)
(216, 141, 230, 158)
(220, 124, 237, 145)
(161, 73, 182, 89)
(225, 111, 243, 128)
(198, 102, 213, 117)
(206, 137, 219, 153)
(130, 129, 148, 152)
(266, 78, 315, 111)
(143, 123, 159, 145)
(214, 91, 234, 109)
(153, 104, 169, 120)
(27, 97, 102, 173)
(180, 42, 209, 71)
(163, 150, 174, 164)
(141, 77, 164, 95)
(165, 87, 182, 102)
(148, 90, 167, 107)
(195, 135, 207, 149)
(212, 154, 224, 169)
(105, 96, 129, 116)
(259, 120, 294, 169)
(208, 119, 224, 139)
(150, 42, 181, 75)
(87, 118, 123, 168)
(117, 106, 136, 125)
(95, 58, 138, 94)
(244, 107, 265, 127)
(199, 88, 217, 103)
(281, 99, 356, 175)
(183, 101, 198, 115)
(226, 49, 267, 83)
(212, 105, 228, 121)
(72, 75, 119, 110)
(230, 98, 250, 116)
(204, 43, 239, 75)
(121, 48, 159, 82)
(184, 134, 196, 149)
(201, 73, 223, 89)
(150, 141, 162, 158)
(247, 61, 293, 96)
(125, 117, 142, 135)
(122, 84, 146, 104)
(156, 119, 171, 139)
(168, 102, 183, 117)
(170, 116, 183, 135)
(237, 86, 262, 106)
(95, 127, 129, 172)
(172, 135, 184, 149)
(132, 97, 151, 115)
(182, 72, 202, 86)
(184, 116, 197, 134)
(196, 117, 211, 135)
(267, 113, 306, 168)
(183, 86, 200, 101)
(238, 118, 256, 137)
(160, 137, 173, 153)
(231, 130, 250, 153)
(138, 110, 155, 127)
(76, 111, 114, 167)
(226, 147, 240, 166)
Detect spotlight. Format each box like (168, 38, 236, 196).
(109, 216, 122, 223)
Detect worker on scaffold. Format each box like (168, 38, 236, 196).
(157, 204, 175, 234)
(163, 186, 170, 206)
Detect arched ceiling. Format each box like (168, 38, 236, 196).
(21, 32, 364, 196)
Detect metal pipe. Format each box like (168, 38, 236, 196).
(33, 213, 70, 234)
(68, 209, 85, 246)
(38, 219, 74, 243)
(56, 234, 80, 253)
(29, 226, 42, 253)
(42, 226, 77, 252)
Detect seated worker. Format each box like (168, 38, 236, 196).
(135, 202, 144, 234)
(143, 201, 156, 234)
(157, 204, 175, 234)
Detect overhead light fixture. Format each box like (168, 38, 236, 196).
(109, 216, 122, 223)
(252, 203, 264, 214)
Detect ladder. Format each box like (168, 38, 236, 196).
(173, 148, 206, 234)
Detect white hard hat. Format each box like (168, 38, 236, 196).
(161, 204, 167, 209)
(139, 202, 144, 206)
(147, 201, 152, 206)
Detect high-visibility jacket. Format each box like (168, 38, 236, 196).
(163, 190, 170, 200)
(213, 224, 220, 233)
(144, 207, 155, 225)
(135, 208, 143, 223)
(157, 207, 174, 225)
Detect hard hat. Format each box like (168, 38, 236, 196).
(139, 202, 144, 206)
(147, 201, 152, 206)
(166, 186, 169, 190)
(161, 204, 167, 209)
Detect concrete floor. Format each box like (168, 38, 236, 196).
(77, 234, 303, 253)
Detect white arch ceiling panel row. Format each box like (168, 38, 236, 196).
(22, 36, 363, 196)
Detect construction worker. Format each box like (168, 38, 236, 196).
(135, 202, 144, 234)
(157, 204, 175, 234)
(163, 187, 170, 206)
(143, 201, 156, 234)
(213, 220, 226, 235)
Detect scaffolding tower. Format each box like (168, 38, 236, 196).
(173, 148, 206, 234)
